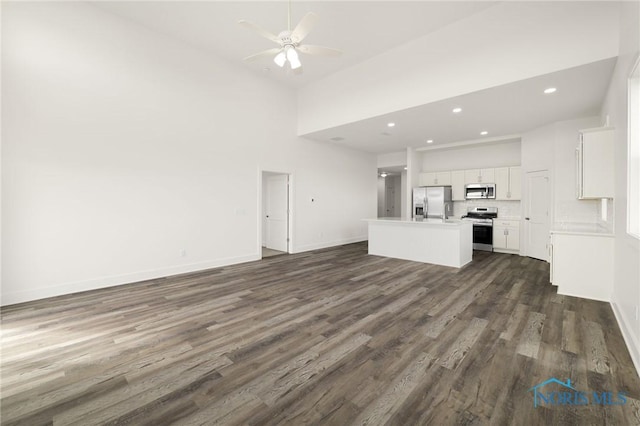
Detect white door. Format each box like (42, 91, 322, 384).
(525, 170, 550, 261)
(385, 177, 396, 217)
(265, 174, 289, 252)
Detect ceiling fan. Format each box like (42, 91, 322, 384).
(238, 1, 343, 73)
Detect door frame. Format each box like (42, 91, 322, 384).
(522, 169, 552, 261)
(258, 169, 293, 256)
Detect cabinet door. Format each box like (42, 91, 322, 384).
(436, 171, 451, 186)
(419, 172, 436, 186)
(509, 166, 522, 200)
(493, 226, 507, 249)
(464, 169, 480, 184)
(506, 226, 520, 250)
(582, 129, 614, 198)
(495, 167, 510, 200)
(480, 168, 495, 183)
(451, 170, 465, 201)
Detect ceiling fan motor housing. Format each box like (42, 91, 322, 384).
(278, 31, 297, 47)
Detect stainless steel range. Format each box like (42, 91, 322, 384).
(462, 207, 498, 251)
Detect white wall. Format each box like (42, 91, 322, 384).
(600, 1, 640, 374)
(1, 2, 376, 305)
(377, 151, 406, 169)
(421, 140, 521, 172)
(298, 2, 620, 135)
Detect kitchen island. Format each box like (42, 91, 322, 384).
(365, 218, 473, 268)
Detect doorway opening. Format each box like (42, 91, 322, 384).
(377, 166, 406, 218)
(261, 171, 292, 258)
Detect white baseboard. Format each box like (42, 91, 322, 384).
(611, 301, 640, 378)
(293, 236, 367, 253)
(1, 253, 260, 306)
(493, 248, 519, 255)
(556, 289, 610, 303)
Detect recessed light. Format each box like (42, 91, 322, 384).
(544, 87, 557, 94)
(380, 172, 388, 178)
(404, 166, 408, 170)
(387, 122, 396, 127)
(452, 107, 462, 113)
(480, 131, 488, 136)
(426, 139, 434, 144)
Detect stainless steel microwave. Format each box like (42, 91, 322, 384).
(465, 183, 496, 199)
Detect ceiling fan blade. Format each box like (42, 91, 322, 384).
(297, 45, 343, 57)
(290, 12, 318, 43)
(242, 48, 282, 62)
(238, 20, 281, 44)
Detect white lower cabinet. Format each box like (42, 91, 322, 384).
(549, 232, 613, 301)
(493, 219, 520, 253)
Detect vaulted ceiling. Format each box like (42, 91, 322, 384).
(95, 1, 624, 154)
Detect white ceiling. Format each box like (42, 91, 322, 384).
(93, 1, 621, 155)
(94, 1, 497, 89)
(305, 57, 617, 153)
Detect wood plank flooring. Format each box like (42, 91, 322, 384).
(1, 242, 639, 425)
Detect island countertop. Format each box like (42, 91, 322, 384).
(364, 217, 470, 227)
(365, 217, 472, 268)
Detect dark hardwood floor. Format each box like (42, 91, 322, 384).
(1, 242, 639, 425)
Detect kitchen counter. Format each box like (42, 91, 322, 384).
(365, 218, 472, 268)
(550, 222, 613, 237)
(367, 217, 465, 226)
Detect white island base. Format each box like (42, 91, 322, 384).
(365, 218, 473, 268)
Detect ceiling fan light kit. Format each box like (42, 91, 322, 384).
(239, 1, 342, 73)
(285, 45, 301, 69)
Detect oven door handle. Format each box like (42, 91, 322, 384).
(472, 223, 493, 227)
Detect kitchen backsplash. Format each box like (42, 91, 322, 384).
(453, 198, 615, 232)
(554, 198, 614, 233)
(453, 200, 521, 218)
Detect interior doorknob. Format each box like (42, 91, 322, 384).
(525, 217, 530, 220)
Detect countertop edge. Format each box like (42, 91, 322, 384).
(364, 218, 471, 227)
(550, 230, 614, 237)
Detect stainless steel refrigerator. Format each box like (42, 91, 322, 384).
(412, 186, 453, 219)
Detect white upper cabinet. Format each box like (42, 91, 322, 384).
(421, 166, 520, 201)
(495, 166, 522, 200)
(419, 171, 451, 186)
(464, 168, 495, 184)
(577, 127, 614, 199)
(451, 170, 465, 201)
